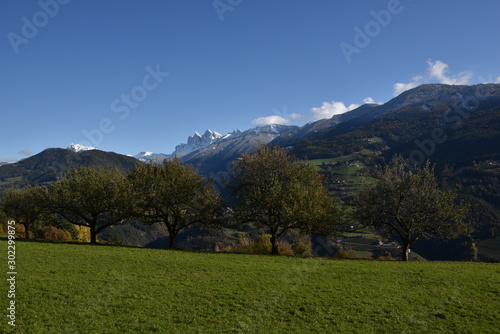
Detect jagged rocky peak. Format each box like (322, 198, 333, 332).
(225, 129, 243, 138)
(174, 130, 223, 155)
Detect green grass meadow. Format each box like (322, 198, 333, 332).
(2, 240, 500, 333)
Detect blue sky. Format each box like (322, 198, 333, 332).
(1, 0, 500, 161)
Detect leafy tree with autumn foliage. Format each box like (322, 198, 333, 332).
(47, 166, 132, 244)
(231, 146, 342, 255)
(129, 159, 222, 249)
(355, 156, 471, 261)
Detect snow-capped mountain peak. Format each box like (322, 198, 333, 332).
(133, 151, 170, 163)
(135, 151, 154, 157)
(67, 143, 96, 152)
(174, 129, 223, 155)
(222, 129, 242, 140)
(134, 125, 295, 163)
(246, 124, 297, 136)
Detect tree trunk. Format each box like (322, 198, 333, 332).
(90, 228, 98, 244)
(401, 242, 410, 261)
(270, 234, 279, 255)
(169, 232, 177, 249)
(24, 223, 30, 239)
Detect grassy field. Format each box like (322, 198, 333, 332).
(2, 240, 500, 333)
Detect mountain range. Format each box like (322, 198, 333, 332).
(178, 124, 297, 179)
(2, 83, 499, 185)
(131, 125, 294, 167)
(0, 124, 298, 189)
(1, 83, 499, 260)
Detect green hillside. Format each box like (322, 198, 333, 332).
(0, 148, 139, 190)
(3, 240, 499, 333)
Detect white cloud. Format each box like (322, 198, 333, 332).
(251, 115, 290, 125)
(18, 149, 32, 156)
(393, 76, 424, 96)
(496, 76, 500, 83)
(427, 60, 472, 85)
(363, 96, 384, 105)
(363, 97, 377, 104)
(393, 60, 473, 96)
(310, 101, 359, 120)
(253, 97, 385, 125)
(251, 107, 309, 126)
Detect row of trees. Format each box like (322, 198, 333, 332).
(1, 159, 221, 248)
(0, 146, 471, 260)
